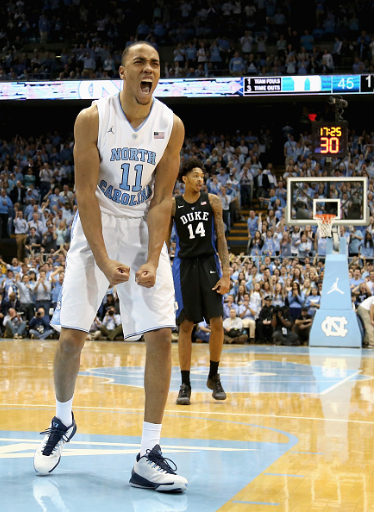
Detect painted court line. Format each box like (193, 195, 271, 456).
(290, 451, 325, 455)
(263, 473, 304, 477)
(0, 438, 255, 452)
(0, 403, 374, 425)
(232, 501, 279, 506)
(321, 370, 360, 394)
(0, 403, 373, 424)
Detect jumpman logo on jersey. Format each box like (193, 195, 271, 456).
(327, 278, 344, 295)
(107, 126, 115, 134)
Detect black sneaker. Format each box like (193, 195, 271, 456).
(34, 414, 77, 475)
(207, 374, 227, 400)
(176, 384, 191, 405)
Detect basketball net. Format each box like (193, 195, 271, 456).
(314, 214, 336, 238)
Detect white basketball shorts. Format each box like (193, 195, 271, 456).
(51, 212, 176, 338)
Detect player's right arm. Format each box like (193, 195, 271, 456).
(74, 105, 130, 285)
(165, 196, 176, 251)
(208, 193, 230, 295)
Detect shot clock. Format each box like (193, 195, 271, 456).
(312, 121, 348, 158)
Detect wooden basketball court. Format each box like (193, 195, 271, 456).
(0, 338, 373, 512)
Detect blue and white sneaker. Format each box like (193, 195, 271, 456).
(34, 414, 77, 475)
(130, 445, 188, 493)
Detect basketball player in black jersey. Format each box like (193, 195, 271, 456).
(167, 157, 230, 405)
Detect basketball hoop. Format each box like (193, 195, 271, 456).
(314, 214, 337, 238)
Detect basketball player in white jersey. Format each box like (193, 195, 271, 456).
(34, 42, 188, 493)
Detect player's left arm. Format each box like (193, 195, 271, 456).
(165, 197, 176, 252)
(208, 193, 230, 295)
(136, 115, 185, 288)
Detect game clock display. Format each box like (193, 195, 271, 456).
(312, 121, 348, 158)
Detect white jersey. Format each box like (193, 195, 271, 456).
(94, 93, 174, 218)
(360, 295, 374, 311)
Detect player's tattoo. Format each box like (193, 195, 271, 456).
(209, 194, 230, 274)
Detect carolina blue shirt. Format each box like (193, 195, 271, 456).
(223, 303, 239, 318)
(305, 294, 321, 316)
(48, 193, 61, 209)
(229, 56, 244, 72)
(263, 237, 275, 256)
(349, 277, 365, 289)
(247, 217, 259, 238)
(186, 46, 197, 60)
(287, 291, 305, 308)
(51, 281, 63, 303)
(280, 241, 292, 257)
(361, 243, 374, 258)
(0, 195, 13, 214)
(349, 229, 363, 254)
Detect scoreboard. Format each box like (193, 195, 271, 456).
(244, 74, 374, 96)
(0, 74, 373, 100)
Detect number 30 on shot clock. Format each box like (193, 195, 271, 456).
(312, 121, 348, 158)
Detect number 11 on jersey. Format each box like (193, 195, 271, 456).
(119, 163, 143, 192)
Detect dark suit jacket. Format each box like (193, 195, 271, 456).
(10, 186, 26, 205)
(254, 173, 270, 191)
(1, 298, 21, 316)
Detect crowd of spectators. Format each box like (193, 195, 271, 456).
(0, 0, 373, 80)
(0, 118, 374, 345)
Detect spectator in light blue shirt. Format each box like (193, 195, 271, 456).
(46, 186, 62, 209)
(305, 287, 321, 317)
(223, 295, 239, 319)
(349, 269, 365, 292)
(195, 320, 211, 343)
(300, 30, 314, 52)
(348, 227, 364, 256)
(287, 282, 305, 320)
(247, 211, 259, 239)
(217, 168, 229, 186)
(229, 51, 245, 76)
(185, 42, 197, 64)
(263, 230, 275, 257)
(50, 270, 64, 309)
(207, 175, 221, 195)
(360, 232, 374, 260)
(0, 188, 13, 238)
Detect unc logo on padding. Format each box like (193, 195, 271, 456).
(321, 316, 348, 337)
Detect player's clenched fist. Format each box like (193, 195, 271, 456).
(99, 259, 130, 285)
(135, 263, 157, 288)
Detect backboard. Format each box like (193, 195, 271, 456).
(285, 177, 369, 226)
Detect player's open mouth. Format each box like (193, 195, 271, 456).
(140, 80, 152, 95)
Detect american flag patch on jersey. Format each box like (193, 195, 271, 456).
(201, 201, 207, 205)
(154, 132, 164, 139)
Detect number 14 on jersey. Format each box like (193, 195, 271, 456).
(187, 222, 206, 239)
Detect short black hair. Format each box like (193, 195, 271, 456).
(121, 41, 159, 66)
(178, 157, 204, 182)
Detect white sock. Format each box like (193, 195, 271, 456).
(56, 396, 74, 427)
(140, 421, 162, 457)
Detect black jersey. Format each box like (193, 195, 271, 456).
(173, 192, 216, 259)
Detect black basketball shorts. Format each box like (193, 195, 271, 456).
(172, 254, 224, 324)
